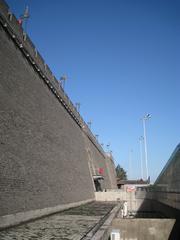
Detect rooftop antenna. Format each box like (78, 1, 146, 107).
(18, 6, 30, 32)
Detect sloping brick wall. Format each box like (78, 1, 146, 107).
(0, 0, 117, 218)
(0, 24, 96, 215)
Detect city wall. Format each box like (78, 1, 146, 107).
(0, 0, 117, 228)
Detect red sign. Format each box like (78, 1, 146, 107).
(126, 185, 136, 192)
(98, 168, 104, 174)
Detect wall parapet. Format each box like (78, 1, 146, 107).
(0, 0, 105, 157)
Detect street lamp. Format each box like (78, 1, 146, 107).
(18, 6, 30, 32)
(95, 134, 99, 141)
(106, 143, 110, 151)
(142, 113, 151, 180)
(139, 136, 144, 180)
(87, 121, 92, 130)
(75, 102, 80, 112)
(128, 149, 133, 180)
(60, 74, 67, 90)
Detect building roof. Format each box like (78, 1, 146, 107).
(117, 178, 149, 185)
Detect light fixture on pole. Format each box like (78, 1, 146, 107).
(18, 6, 30, 32)
(142, 113, 151, 180)
(87, 121, 92, 130)
(139, 136, 144, 180)
(106, 143, 110, 152)
(95, 134, 99, 141)
(60, 74, 67, 90)
(75, 102, 80, 112)
(128, 149, 133, 180)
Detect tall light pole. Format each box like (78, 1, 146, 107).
(142, 114, 151, 180)
(128, 149, 133, 180)
(139, 136, 144, 180)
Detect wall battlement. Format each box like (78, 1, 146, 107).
(0, 0, 105, 157)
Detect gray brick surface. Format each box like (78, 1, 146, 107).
(0, 25, 95, 216)
(0, 0, 117, 219)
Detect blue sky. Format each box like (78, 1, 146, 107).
(6, 0, 180, 182)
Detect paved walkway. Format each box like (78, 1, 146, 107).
(0, 202, 116, 240)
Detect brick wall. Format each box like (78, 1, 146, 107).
(105, 154, 117, 189)
(0, 23, 95, 216)
(0, 0, 117, 217)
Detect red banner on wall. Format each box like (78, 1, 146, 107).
(98, 168, 104, 174)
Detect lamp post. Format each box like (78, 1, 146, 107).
(75, 102, 80, 112)
(18, 6, 30, 32)
(95, 134, 99, 141)
(60, 74, 67, 90)
(106, 143, 110, 152)
(142, 114, 151, 180)
(128, 149, 133, 180)
(87, 121, 92, 130)
(139, 136, 144, 180)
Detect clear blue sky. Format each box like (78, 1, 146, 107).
(6, 0, 180, 182)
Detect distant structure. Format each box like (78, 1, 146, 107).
(117, 179, 150, 190)
(0, 0, 117, 229)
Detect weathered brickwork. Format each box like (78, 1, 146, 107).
(0, 0, 117, 219)
(105, 154, 117, 189)
(0, 25, 95, 216)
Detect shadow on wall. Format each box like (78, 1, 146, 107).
(134, 144, 180, 239)
(168, 220, 180, 240)
(135, 194, 180, 239)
